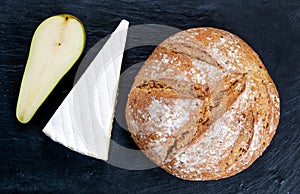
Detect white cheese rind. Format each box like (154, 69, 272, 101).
(43, 20, 129, 160)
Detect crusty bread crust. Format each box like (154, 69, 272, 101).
(125, 27, 280, 180)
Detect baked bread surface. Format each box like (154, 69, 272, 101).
(125, 27, 280, 180)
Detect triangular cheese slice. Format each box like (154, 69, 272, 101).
(43, 20, 129, 160)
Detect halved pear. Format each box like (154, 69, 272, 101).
(16, 14, 86, 123)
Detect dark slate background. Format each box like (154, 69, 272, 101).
(1, 0, 299, 193)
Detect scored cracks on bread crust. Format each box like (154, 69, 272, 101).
(125, 27, 280, 181)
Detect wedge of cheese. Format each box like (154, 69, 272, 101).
(43, 20, 129, 160)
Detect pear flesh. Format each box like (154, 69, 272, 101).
(16, 14, 86, 123)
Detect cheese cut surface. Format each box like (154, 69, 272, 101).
(43, 20, 129, 160)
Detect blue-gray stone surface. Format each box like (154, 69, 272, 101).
(0, 0, 299, 193)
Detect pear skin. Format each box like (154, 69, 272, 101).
(16, 14, 86, 123)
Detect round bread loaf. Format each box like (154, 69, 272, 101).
(125, 27, 280, 180)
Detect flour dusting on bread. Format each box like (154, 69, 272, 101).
(125, 27, 280, 180)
